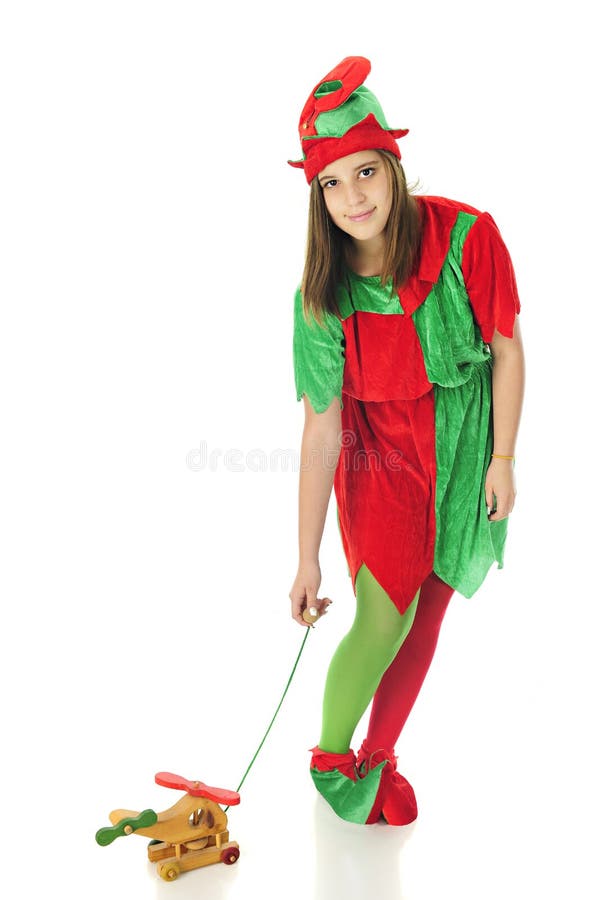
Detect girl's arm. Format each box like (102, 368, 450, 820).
(289, 396, 341, 626)
(299, 396, 342, 562)
(486, 318, 526, 520)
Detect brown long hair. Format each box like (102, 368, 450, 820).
(300, 150, 422, 326)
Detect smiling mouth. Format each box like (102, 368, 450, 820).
(348, 208, 375, 223)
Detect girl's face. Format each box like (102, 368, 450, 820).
(317, 150, 392, 246)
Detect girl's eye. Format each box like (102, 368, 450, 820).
(323, 179, 338, 189)
(359, 167, 375, 178)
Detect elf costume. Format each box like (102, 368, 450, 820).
(290, 57, 521, 825)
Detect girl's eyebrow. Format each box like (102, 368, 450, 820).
(318, 160, 379, 184)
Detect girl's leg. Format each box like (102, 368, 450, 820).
(309, 563, 420, 824)
(318, 563, 420, 754)
(355, 570, 454, 825)
(361, 570, 454, 752)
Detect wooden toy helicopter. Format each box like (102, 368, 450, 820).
(96, 771, 241, 882)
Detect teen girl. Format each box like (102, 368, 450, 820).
(288, 57, 525, 826)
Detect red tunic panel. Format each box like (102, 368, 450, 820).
(333, 380, 437, 616)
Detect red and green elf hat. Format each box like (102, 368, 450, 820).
(288, 56, 409, 184)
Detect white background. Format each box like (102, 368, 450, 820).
(1, 1, 598, 898)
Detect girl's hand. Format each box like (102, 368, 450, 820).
(485, 458, 517, 521)
(289, 560, 332, 627)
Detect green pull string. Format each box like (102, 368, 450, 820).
(224, 627, 311, 812)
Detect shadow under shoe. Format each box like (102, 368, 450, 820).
(309, 746, 387, 825)
(356, 742, 418, 826)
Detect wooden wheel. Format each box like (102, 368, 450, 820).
(159, 861, 181, 881)
(185, 838, 209, 850)
(220, 846, 240, 865)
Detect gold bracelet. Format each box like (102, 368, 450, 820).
(492, 453, 515, 460)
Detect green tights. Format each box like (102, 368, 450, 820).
(319, 563, 420, 754)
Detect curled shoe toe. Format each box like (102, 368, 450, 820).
(309, 745, 387, 825)
(356, 742, 418, 826)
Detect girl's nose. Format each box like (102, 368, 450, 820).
(345, 182, 366, 206)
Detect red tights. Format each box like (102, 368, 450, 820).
(363, 570, 455, 753)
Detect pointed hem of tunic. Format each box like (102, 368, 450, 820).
(348, 556, 434, 618)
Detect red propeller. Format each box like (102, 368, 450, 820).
(155, 772, 241, 806)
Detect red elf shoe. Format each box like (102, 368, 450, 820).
(356, 741, 418, 826)
(309, 746, 387, 825)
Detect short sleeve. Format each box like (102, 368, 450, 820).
(293, 287, 345, 413)
(461, 212, 521, 344)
